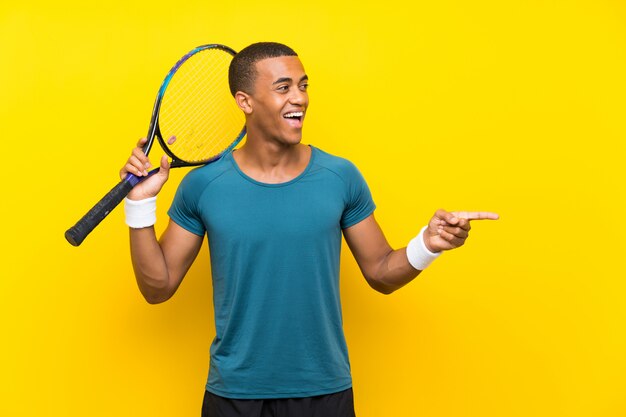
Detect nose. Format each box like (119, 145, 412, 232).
(289, 89, 307, 106)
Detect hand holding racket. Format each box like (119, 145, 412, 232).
(120, 138, 171, 200)
(65, 44, 246, 246)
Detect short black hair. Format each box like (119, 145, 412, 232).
(229, 42, 298, 96)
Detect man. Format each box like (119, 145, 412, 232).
(121, 42, 498, 417)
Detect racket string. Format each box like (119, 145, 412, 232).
(159, 49, 244, 163)
(163, 58, 231, 157)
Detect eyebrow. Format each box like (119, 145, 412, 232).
(272, 75, 309, 85)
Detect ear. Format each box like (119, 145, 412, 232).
(235, 91, 253, 115)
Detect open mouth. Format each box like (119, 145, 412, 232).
(283, 111, 304, 123)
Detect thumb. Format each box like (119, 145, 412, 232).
(433, 208, 459, 225)
(159, 155, 170, 177)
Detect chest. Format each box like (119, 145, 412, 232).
(198, 173, 348, 244)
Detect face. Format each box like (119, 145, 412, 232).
(241, 56, 309, 146)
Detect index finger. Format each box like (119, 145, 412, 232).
(452, 211, 500, 220)
(136, 137, 149, 148)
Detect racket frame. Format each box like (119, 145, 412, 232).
(143, 44, 245, 170)
(65, 43, 245, 245)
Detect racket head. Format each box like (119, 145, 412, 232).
(149, 44, 246, 167)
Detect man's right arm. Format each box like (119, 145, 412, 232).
(122, 138, 204, 304)
(130, 221, 203, 304)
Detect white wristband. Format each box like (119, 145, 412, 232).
(124, 197, 157, 228)
(406, 226, 442, 270)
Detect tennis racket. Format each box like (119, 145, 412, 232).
(65, 44, 246, 246)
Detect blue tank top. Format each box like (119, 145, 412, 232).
(168, 146, 376, 399)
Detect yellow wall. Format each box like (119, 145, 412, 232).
(2, 1, 625, 416)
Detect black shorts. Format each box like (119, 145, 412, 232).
(201, 388, 356, 417)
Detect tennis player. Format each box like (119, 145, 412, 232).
(121, 42, 498, 417)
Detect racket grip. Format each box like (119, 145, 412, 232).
(65, 179, 136, 246)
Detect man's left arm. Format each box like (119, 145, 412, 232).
(342, 209, 499, 294)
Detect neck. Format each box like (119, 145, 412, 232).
(233, 136, 311, 184)
(240, 136, 303, 166)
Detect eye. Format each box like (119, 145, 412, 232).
(276, 85, 289, 93)
(299, 83, 309, 91)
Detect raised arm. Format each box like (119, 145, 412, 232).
(343, 214, 417, 294)
(129, 220, 203, 304)
(343, 209, 498, 294)
(122, 138, 204, 304)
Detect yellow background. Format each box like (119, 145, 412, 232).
(2, 1, 625, 416)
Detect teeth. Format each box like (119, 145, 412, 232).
(284, 112, 303, 118)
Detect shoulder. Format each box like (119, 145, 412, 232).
(311, 146, 363, 181)
(177, 155, 233, 196)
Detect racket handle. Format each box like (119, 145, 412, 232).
(65, 178, 135, 246)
